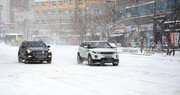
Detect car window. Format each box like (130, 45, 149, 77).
(89, 42, 112, 48)
(80, 43, 85, 47)
(27, 41, 46, 47)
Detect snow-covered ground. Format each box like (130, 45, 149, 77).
(0, 43, 180, 95)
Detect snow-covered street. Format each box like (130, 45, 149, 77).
(0, 44, 180, 95)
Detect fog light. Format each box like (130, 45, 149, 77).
(28, 55, 32, 58)
(95, 55, 98, 59)
(48, 55, 52, 57)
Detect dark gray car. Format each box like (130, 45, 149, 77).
(18, 40, 52, 64)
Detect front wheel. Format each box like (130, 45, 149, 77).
(88, 55, 93, 66)
(25, 59, 30, 64)
(113, 63, 118, 66)
(47, 60, 51, 64)
(77, 53, 83, 64)
(18, 56, 23, 63)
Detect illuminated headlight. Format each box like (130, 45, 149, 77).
(28, 55, 32, 58)
(92, 51, 101, 54)
(27, 49, 31, 53)
(48, 55, 52, 57)
(48, 50, 52, 53)
(114, 52, 118, 54)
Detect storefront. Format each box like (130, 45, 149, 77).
(164, 20, 180, 48)
(139, 24, 153, 48)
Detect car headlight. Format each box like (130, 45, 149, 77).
(48, 50, 52, 53)
(92, 51, 100, 54)
(114, 52, 118, 54)
(27, 49, 31, 53)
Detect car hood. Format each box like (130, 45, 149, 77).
(27, 47, 49, 52)
(89, 48, 117, 52)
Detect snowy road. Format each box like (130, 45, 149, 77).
(0, 44, 180, 95)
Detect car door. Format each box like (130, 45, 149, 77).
(83, 42, 89, 59)
(78, 43, 84, 57)
(80, 42, 88, 58)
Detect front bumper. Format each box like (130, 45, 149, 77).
(93, 58, 119, 64)
(91, 53, 119, 63)
(26, 53, 52, 61)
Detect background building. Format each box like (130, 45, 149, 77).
(33, 0, 115, 45)
(114, 0, 180, 48)
(0, 0, 10, 37)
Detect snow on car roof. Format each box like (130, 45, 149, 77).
(5, 33, 24, 35)
(84, 41, 108, 43)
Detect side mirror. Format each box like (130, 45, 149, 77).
(47, 45, 50, 48)
(22, 46, 26, 49)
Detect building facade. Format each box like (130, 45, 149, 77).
(0, 0, 10, 36)
(33, 0, 115, 44)
(115, 0, 180, 48)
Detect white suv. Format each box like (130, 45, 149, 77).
(77, 41, 119, 66)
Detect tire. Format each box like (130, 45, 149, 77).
(88, 55, 93, 66)
(47, 60, 51, 64)
(77, 53, 82, 64)
(25, 60, 29, 64)
(40, 61, 43, 64)
(18, 57, 23, 63)
(113, 63, 118, 66)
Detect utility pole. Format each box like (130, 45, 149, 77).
(152, 0, 157, 54)
(172, 0, 177, 56)
(84, 0, 87, 41)
(153, 0, 157, 47)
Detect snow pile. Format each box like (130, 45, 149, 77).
(0, 44, 180, 95)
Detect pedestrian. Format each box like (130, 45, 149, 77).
(150, 41, 155, 52)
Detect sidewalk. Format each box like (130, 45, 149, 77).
(117, 47, 180, 57)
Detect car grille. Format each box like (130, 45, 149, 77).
(100, 52, 114, 54)
(33, 51, 47, 58)
(34, 51, 45, 55)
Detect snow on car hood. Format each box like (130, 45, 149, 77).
(89, 48, 117, 52)
(27, 47, 49, 52)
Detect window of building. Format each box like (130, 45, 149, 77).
(63, 0, 66, 5)
(52, 19, 56, 24)
(69, 0, 73, 5)
(126, 8, 132, 18)
(69, 9, 73, 14)
(48, 10, 51, 14)
(78, 9, 82, 14)
(138, 3, 153, 16)
(52, 10, 56, 15)
(156, 0, 166, 12)
(58, 0, 62, 6)
(94, 9, 99, 14)
(165, 0, 175, 10)
(35, 10, 39, 15)
(42, 2, 46, 7)
(78, 0, 83, 5)
(52, 1, 57, 6)
(42, 20, 46, 24)
(69, 19, 73, 23)
(118, 10, 125, 19)
(42, 10, 46, 15)
(36, 2, 40, 7)
(58, 10, 62, 15)
(58, 19, 62, 23)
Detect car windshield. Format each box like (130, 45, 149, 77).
(89, 42, 112, 48)
(27, 41, 46, 47)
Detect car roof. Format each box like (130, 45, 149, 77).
(84, 41, 108, 43)
(23, 40, 44, 43)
